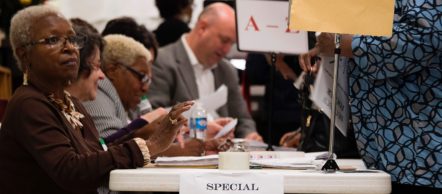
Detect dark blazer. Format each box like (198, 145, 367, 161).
(147, 40, 256, 137)
(0, 85, 143, 194)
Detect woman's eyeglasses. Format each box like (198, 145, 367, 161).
(24, 35, 86, 50)
(119, 63, 151, 85)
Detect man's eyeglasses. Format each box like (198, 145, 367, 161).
(119, 63, 151, 85)
(24, 35, 86, 50)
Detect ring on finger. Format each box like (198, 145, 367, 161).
(169, 116, 178, 125)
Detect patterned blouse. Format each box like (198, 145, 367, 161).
(349, 0, 442, 188)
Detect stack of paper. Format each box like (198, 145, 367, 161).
(154, 151, 330, 170)
(250, 158, 317, 170)
(249, 151, 326, 170)
(154, 155, 219, 168)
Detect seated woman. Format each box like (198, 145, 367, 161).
(67, 18, 163, 147)
(80, 32, 225, 156)
(0, 5, 192, 194)
(96, 18, 232, 156)
(66, 18, 105, 102)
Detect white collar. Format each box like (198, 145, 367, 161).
(181, 35, 217, 69)
(181, 35, 199, 67)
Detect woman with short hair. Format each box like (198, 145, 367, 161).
(0, 5, 192, 194)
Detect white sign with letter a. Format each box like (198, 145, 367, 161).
(179, 172, 283, 194)
(235, 0, 308, 54)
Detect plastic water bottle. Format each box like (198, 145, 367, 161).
(190, 103, 207, 140)
(137, 95, 152, 115)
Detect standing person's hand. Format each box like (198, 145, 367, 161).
(145, 101, 193, 155)
(299, 33, 353, 73)
(298, 33, 334, 73)
(299, 47, 321, 73)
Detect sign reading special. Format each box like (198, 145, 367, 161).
(179, 172, 283, 194)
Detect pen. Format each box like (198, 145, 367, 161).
(99, 138, 108, 151)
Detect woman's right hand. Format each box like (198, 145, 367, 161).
(145, 101, 193, 155)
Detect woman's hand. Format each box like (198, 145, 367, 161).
(145, 101, 193, 155)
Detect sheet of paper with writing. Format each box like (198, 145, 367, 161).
(289, 0, 395, 36)
(310, 56, 350, 136)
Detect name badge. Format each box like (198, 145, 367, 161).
(179, 172, 283, 194)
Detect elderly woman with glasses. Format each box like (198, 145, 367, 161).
(82, 34, 170, 144)
(0, 5, 192, 194)
(84, 32, 233, 157)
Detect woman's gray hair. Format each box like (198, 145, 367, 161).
(9, 5, 65, 70)
(102, 34, 152, 69)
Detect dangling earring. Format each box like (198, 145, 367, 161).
(23, 71, 28, 85)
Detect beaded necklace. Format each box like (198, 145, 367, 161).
(48, 91, 84, 130)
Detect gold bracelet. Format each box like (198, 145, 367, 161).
(133, 138, 151, 166)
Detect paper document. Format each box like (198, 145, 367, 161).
(155, 155, 219, 167)
(250, 158, 317, 170)
(214, 118, 237, 139)
(166, 85, 228, 119)
(310, 56, 349, 136)
(198, 84, 228, 114)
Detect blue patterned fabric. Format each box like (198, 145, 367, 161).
(349, 0, 442, 188)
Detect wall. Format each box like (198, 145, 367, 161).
(47, 0, 204, 32)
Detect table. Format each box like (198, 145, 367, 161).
(109, 159, 391, 193)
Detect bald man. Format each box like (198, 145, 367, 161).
(148, 3, 262, 141)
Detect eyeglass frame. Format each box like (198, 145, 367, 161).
(22, 34, 86, 50)
(118, 63, 151, 85)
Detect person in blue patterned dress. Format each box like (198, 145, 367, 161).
(298, 0, 442, 193)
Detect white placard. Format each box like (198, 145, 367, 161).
(180, 173, 283, 194)
(235, 0, 308, 54)
(310, 56, 349, 136)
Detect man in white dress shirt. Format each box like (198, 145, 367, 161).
(147, 2, 262, 141)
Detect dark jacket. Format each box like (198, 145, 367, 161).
(0, 85, 143, 194)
